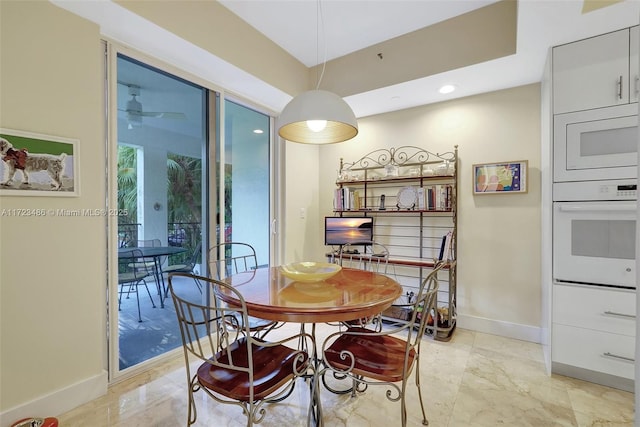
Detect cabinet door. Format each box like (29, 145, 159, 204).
(553, 28, 630, 114)
(630, 26, 639, 103)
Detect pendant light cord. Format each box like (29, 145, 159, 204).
(315, 0, 327, 90)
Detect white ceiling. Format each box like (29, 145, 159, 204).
(218, 0, 640, 117)
(54, 0, 639, 120)
(219, 0, 499, 68)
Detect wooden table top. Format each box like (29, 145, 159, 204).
(218, 266, 402, 323)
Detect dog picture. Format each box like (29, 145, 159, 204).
(0, 136, 68, 190)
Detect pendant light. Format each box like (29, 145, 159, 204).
(277, 0, 358, 144)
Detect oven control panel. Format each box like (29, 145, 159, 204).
(554, 179, 637, 201)
(599, 183, 637, 198)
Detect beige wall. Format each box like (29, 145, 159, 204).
(283, 143, 321, 263)
(0, 0, 107, 417)
(317, 84, 542, 335)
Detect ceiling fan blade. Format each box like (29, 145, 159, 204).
(140, 111, 187, 120)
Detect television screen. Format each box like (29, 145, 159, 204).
(325, 216, 373, 246)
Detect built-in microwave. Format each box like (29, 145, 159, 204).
(554, 103, 638, 183)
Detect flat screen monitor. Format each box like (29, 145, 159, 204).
(325, 216, 373, 246)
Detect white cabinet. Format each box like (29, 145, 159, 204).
(550, 25, 639, 392)
(630, 26, 638, 103)
(553, 26, 638, 114)
(552, 284, 635, 388)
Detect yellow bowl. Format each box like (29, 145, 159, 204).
(279, 262, 342, 283)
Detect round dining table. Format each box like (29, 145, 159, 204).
(217, 265, 402, 426)
(217, 266, 402, 324)
(118, 245, 187, 308)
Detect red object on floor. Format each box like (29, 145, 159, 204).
(11, 418, 58, 427)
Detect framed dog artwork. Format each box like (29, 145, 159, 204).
(0, 128, 79, 197)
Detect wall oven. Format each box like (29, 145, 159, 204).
(553, 180, 637, 289)
(554, 103, 638, 182)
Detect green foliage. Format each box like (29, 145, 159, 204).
(117, 147, 205, 261)
(167, 153, 202, 263)
(167, 153, 202, 224)
(117, 145, 138, 225)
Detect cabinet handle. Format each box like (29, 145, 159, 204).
(617, 75, 623, 99)
(603, 310, 635, 319)
(603, 352, 635, 363)
(635, 76, 639, 96)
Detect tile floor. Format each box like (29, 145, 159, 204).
(57, 323, 634, 426)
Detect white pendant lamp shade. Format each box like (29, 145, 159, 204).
(277, 90, 358, 144)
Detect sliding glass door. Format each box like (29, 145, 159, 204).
(114, 54, 209, 372)
(220, 100, 271, 267)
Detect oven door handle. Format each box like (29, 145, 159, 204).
(558, 203, 637, 212)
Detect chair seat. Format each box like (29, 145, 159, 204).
(118, 271, 150, 283)
(223, 311, 278, 333)
(128, 261, 156, 270)
(246, 315, 278, 331)
(197, 337, 309, 402)
(324, 327, 416, 383)
(163, 263, 189, 273)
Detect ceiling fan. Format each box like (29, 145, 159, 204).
(118, 83, 187, 128)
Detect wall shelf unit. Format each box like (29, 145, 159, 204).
(331, 145, 458, 341)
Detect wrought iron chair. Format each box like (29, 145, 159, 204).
(208, 242, 281, 338)
(129, 238, 164, 297)
(118, 248, 157, 322)
(320, 261, 443, 427)
(333, 241, 393, 275)
(168, 272, 314, 427)
(162, 242, 202, 292)
(134, 238, 162, 265)
(332, 241, 396, 330)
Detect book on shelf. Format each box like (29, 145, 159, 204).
(424, 184, 452, 211)
(437, 234, 447, 260)
(334, 187, 358, 211)
(417, 187, 425, 210)
(353, 189, 361, 210)
(439, 231, 454, 261)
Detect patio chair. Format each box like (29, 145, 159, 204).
(208, 242, 281, 338)
(133, 238, 162, 267)
(168, 272, 314, 427)
(320, 261, 443, 427)
(163, 242, 202, 292)
(118, 248, 157, 322)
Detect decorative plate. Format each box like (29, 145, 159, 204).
(396, 186, 418, 209)
(279, 262, 342, 282)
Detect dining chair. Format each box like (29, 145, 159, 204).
(333, 241, 397, 330)
(334, 241, 393, 275)
(208, 242, 281, 338)
(167, 272, 314, 427)
(128, 239, 162, 270)
(162, 242, 202, 292)
(118, 249, 157, 322)
(320, 261, 444, 427)
(129, 238, 165, 297)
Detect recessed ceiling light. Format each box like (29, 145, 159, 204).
(391, 96, 401, 101)
(253, 129, 264, 134)
(439, 84, 456, 94)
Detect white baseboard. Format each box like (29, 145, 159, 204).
(0, 370, 108, 427)
(457, 313, 542, 344)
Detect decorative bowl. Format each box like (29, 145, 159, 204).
(279, 262, 342, 282)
